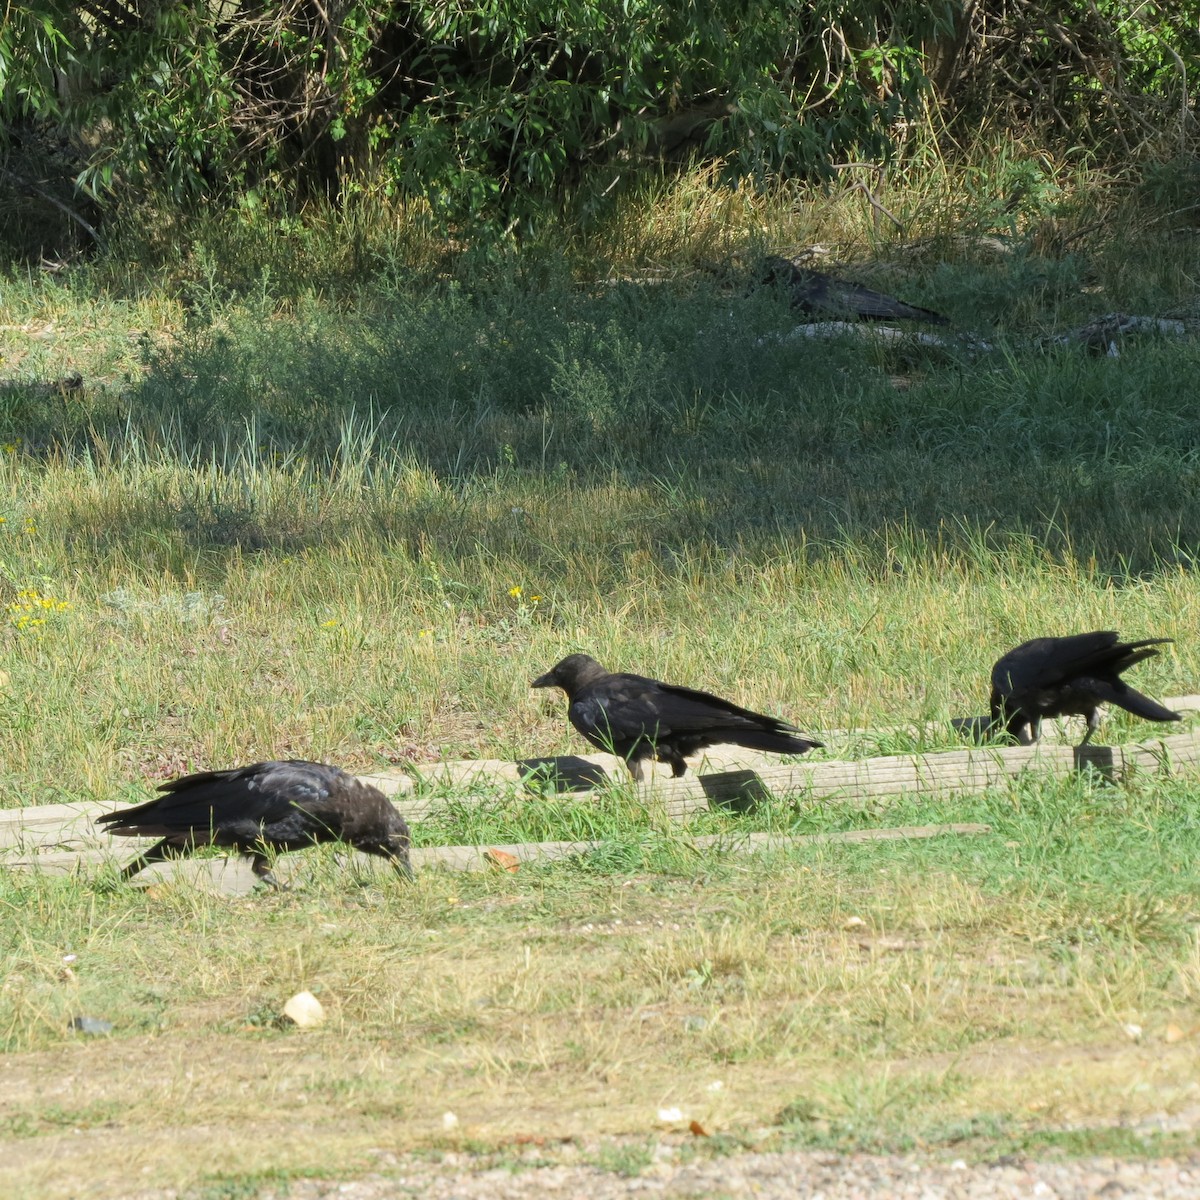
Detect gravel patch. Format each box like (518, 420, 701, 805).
(248, 1148, 1200, 1199)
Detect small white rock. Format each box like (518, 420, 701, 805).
(656, 1107, 685, 1123)
(442, 1111, 459, 1130)
(843, 916, 867, 930)
(706, 1080, 724, 1092)
(282, 990, 326, 1028)
(1123, 1022, 1143, 1042)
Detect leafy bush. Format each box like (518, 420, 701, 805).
(1, 2, 1196, 232)
(1, 1, 955, 226)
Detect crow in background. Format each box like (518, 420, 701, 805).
(532, 653, 822, 780)
(96, 760, 413, 886)
(985, 631, 1180, 746)
(760, 255, 950, 325)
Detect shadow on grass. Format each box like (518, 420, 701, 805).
(4, 263, 1200, 580)
(517, 755, 614, 793)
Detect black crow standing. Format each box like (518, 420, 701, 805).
(986, 631, 1180, 746)
(96, 760, 413, 886)
(760, 255, 950, 325)
(531, 653, 822, 780)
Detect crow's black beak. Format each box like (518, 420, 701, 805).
(530, 671, 555, 689)
(391, 853, 415, 881)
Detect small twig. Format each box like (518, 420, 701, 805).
(1155, 203, 1200, 224)
(0, 166, 102, 246)
(851, 180, 905, 237)
(1160, 41, 1193, 151)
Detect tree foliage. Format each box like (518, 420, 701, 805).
(0, 1, 1196, 229)
(929, 0, 1200, 153)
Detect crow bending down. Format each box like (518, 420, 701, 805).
(96, 760, 413, 886)
(986, 631, 1180, 746)
(532, 653, 822, 779)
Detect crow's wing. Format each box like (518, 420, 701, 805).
(800, 272, 949, 325)
(762, 258, 948, 325)
(652, 680, 805, 734)
(571, 674, 800, 743)
(1109, 643, 1171, 675)
(569, 677, 668, 746)
(96, 761, 341, 837)
(992, 632, 1122, 695)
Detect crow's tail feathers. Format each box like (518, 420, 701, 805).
(1097, 681, 1181, 724)
(1113, 644, 1169, 674)
(728, 730, 823, 757)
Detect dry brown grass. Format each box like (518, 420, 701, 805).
(5, 836, 1200, 1197)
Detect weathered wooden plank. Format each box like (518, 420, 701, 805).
(0, 801, 110, 828)
(366, 752, 628, 794)
(651, 730, 1199, 812)
(0, 822, 992, 892)
(285, 724, 1200, 820)
(3, 728, 1196, 856)
(378, 695, 1200, 791)
(0, 802, 113, 851)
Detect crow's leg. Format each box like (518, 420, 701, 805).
(659, 749, 688, 777)
(250, 852, 287, 890)
(1077, 708, 1100, 748)
(627, 756, 648, 783)
(118, 838, 190, 881)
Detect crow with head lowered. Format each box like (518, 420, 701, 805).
(984, 631, 1180, 746)
(96, 760, 413, 886)
(532, 653, 822, 780)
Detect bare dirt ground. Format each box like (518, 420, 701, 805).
(14, 1138, 1200, 1199)
(202, 1148, 1200, 1199)
(4, 1033, 1200, 1199)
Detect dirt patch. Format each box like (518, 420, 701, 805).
(4, 1033, 1200, 1197)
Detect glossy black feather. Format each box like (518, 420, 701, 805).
(96, 760, 412, 884)
(988, 631, 1180, 746)
(532, 653, 822, 778)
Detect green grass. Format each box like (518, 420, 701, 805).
(0, 252, 1196, 802)
(5, 770, 1200, 1193)
(3, 161, 1200, 1195)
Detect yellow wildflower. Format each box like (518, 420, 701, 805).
(6, 588, 69, 633)
(508, 586, 523, 599)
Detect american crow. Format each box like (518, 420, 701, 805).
(985, 631, 1180, 746)
(760, 255, 949, 325)
(531, 653, 822, 780)
(96, 760, 413, 886)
